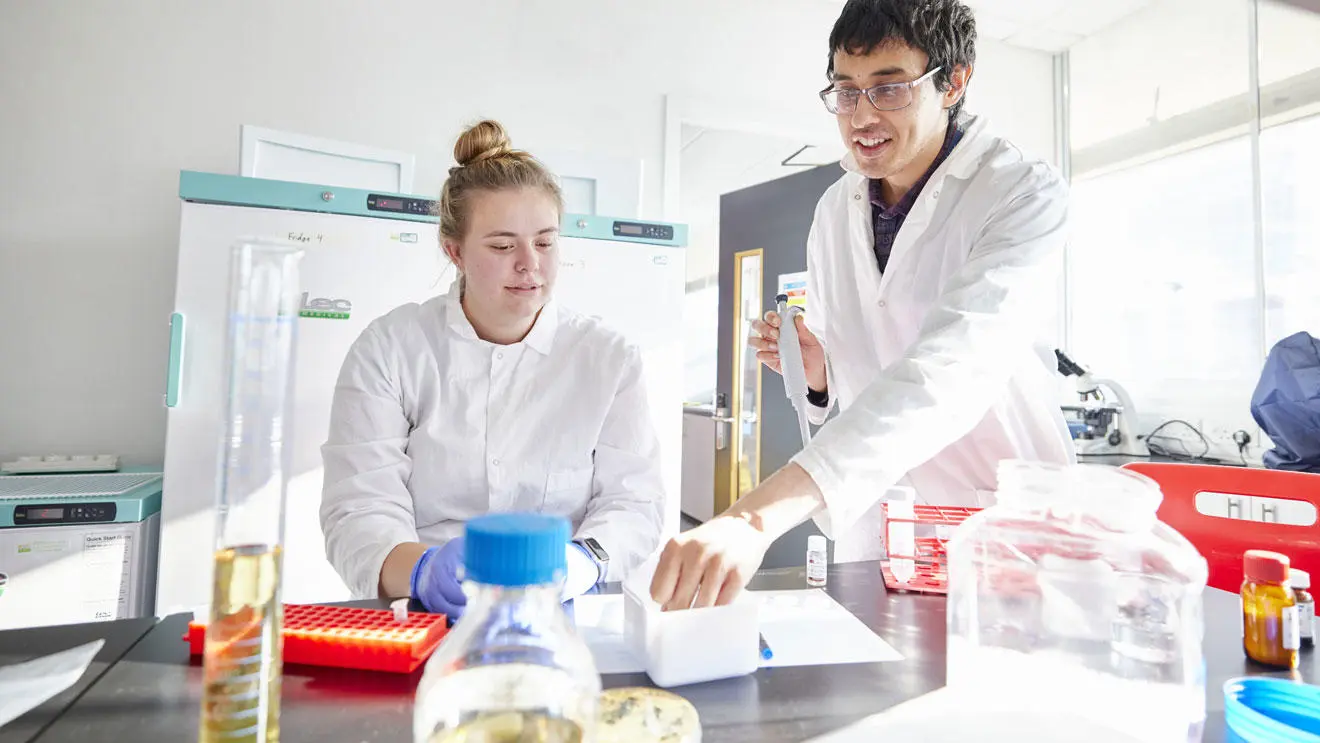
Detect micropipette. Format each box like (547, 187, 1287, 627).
(775, 294, 812, 448)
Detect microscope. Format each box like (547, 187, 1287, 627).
(1054, 350, 1149, 457)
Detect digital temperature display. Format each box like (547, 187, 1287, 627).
(612, 220, 674, 241)
(367, 193, 436, 216)
(14, 502, 116, 524)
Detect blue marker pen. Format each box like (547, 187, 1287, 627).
(759, 633, 773, 661)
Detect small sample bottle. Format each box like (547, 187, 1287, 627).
(1292, 569, 1315, 649)
(806, 535, 828, 588)
(1242, 550, 1299, 669)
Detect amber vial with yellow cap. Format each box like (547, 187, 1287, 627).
(1242, 550, 1300, 669)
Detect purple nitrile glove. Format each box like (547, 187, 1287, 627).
(410, 537, 467, 619)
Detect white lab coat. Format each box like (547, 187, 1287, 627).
(791, 114, 1076, 563)
(320, 281, 665, 598)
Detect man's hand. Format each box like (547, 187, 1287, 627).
(648, 513, 772, 611)
(750, 311, 827, 392)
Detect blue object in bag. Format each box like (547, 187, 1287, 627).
(1250, 331, 1320, 473)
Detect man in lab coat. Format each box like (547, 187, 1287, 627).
(651, 0, 1075, 609)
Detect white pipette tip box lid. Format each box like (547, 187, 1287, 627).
(621, 551, 760, 688)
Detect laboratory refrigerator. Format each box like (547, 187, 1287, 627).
(0, 472, 162, 630)
(159, 171, 687, 617)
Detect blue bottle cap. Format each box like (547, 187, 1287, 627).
(464, 513, 570, 587)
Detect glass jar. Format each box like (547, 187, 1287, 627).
(413, 513, 601, 743)
(1242, 550, 1299, 668)
(946, 461, 1208, 743)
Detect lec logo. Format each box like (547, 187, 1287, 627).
(299, 292, 352, 320)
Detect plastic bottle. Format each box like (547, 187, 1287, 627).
(1292, 569, 1314, 649)
(413, 513, 601, 743)
(1242, 550, 1299, 669)
(806, 535, 828, 588)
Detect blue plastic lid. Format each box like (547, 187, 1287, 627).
(464, 513, 570, 586)
(1224, 676, 1320, 742)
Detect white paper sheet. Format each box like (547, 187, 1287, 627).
(571, 588, 902, 675)
(756, 589, 903, 667)
(0, 639, 105, 729)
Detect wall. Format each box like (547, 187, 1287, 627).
(0, 0, 1055, 466)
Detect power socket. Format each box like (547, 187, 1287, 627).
(1201, 422, 1258, 464)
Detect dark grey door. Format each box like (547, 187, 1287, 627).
(716, 163, 843, 569)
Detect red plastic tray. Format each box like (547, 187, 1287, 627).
(185, 603, 449, 673)
(880, 503, 983, 595)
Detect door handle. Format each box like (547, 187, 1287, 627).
(1227, 497, 1243, 520)
(165, 312, 185, 408)
(713, 402, 732, 450)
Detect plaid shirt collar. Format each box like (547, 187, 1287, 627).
(869, 122, 964, 220)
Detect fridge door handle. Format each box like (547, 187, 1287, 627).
(165, 312, 185, 408)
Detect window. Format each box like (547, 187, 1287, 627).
(1064, 0, 1320, 446)
(1068, 137, 1259, 435)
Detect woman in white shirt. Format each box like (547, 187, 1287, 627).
(320, 120, 665, 618)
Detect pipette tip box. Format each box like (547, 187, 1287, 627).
(184, 603, 449, 673)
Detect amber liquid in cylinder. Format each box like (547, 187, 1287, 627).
(199, 545, 284, 742)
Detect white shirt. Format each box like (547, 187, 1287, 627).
(791, 114, 1077, 563)
(320, 281, 665, 598)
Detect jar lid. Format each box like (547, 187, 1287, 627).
(598, 687, 701, 743)
(1292, 569, 1311, 590)
(1244, 550, 1290, 584)
(464, 513, 569, 587)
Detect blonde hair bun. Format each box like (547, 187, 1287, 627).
(438, 118, 563, 241)
(454, 120, 514, 167)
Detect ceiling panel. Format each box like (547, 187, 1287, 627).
(1039, 0, 1155, 35)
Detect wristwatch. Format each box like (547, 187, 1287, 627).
(574, 537, 609, 582)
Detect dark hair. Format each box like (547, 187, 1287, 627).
(826, 0, 977, 121)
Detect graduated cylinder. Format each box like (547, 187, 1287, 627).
(199, 240, 303, 743)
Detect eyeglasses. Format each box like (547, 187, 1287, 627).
(820, 67, 943, 115)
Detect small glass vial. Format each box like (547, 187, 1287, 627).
(1291, 568, 1314, 649)
(1242, 550, 1299, 669)
(806, 535, 828, 587)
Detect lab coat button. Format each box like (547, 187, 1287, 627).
(878, 300, 887, 308)
(492, 458, 501, 466)
(496, 352, 504, 360)
(854, 193, 862, 200)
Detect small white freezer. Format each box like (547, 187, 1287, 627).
(0, 472, 162, 630)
